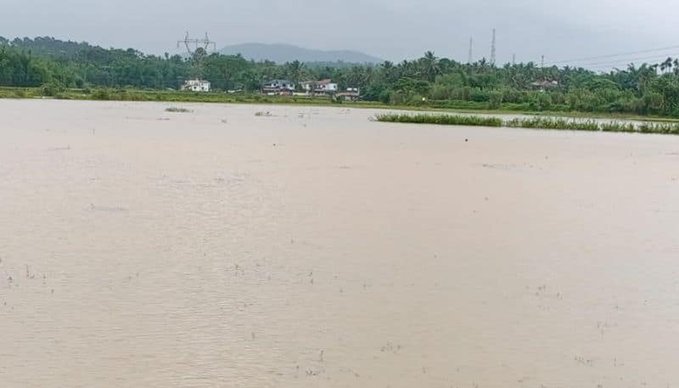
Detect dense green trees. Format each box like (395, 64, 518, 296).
(0, 48, 49, 86)
(5, 36, 679, 116)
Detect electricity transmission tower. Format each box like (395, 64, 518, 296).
(490, 28, 496, 66)
(177, 32, 216, 77)
(177, 32, 217, 57)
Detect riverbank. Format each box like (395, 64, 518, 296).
(2, 86, 679, 124)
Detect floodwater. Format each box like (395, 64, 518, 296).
(1, 99, 679, 387)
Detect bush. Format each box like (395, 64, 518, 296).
(470, 89, 490, 102)
(529, 92, 552, 111)
(41, 82, 65, 97)
(92, 89, 111, 100)
(488, 91, 503, 109)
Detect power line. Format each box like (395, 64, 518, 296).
(576, 53, 679, 69)
(546, 44, 679, 66)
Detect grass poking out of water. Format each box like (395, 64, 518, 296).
(373, 113, 502, 127)
(375, 113, 679, 135)
(165, 107, 192, 113)
(505, 117, 600, 131)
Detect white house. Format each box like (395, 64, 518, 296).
(181, 79, 211, 92)
(337, 87, 361, 101)
(262, 79, 296, 95)
(301, 79, 339, 95)
(531, 80, 559, 90)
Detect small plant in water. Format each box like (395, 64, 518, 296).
(165, 107, 192, 113)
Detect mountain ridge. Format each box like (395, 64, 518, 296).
(219, 43, 382, 64)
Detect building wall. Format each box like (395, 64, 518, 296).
(183, 80, 210, 92)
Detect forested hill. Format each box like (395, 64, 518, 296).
(1, 36, 154, 64)
(0, 36, 97, 59)
(220, 43, 382, 64)
(3, 36, 679, 117)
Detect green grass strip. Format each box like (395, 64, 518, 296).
(375, 113, 679, 135)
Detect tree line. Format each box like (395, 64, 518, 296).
(3, 36, 679, 116)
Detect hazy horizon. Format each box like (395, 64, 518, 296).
(4, 0, 679, 69)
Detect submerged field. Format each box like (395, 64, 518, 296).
(2, 100, 679, 387)
(376, 112, 679, 134)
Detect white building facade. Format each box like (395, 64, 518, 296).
(301, 79, 339, 95)
(182, 79, 211, 92)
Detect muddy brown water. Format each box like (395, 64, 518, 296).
(1, 99, 679, 387)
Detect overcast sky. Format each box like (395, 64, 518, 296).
(3, 0, 679, 68)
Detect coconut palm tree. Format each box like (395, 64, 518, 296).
(660, 57, 673, 73)
(285, 60, 306, 84)
(420, 51, 441, 82)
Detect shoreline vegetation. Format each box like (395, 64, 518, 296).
(4, 86, 679, 125)
(374, 113, 679, 135)
(5, 36, 679, 122)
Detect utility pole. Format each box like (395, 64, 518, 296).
(490, 28, 496, 66)
(468, 37, 473, 64)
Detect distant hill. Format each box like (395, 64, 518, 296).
(1, 36, 97, 59)
(219, 43, 383, 64)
